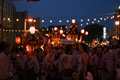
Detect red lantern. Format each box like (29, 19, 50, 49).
(22, 38, 26, 43)
(15, 36, 21, 44)
(85, 31, 88, 36)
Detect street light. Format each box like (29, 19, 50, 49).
(115, 21, 120, 25)
(115, 21, 120, 39)
(24, 18, 34, 31)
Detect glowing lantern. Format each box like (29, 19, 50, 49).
(81, 29, 85, 34)
(72, 19, 76, 23)
(54, 27, 58, 31)
(30, 26, 35, 34)
(60, 30, 63, 34)
(52, 41, 54, 44)
(85, 31, 88, 35)
(15, 36, 21, 44)
(22, 38, 26, 42)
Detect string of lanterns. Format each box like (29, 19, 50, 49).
(41, 15, 115, 27)
(1, 15, 115, 32)
(0, 29, 24, 32)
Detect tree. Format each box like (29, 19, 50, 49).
(83, 24, 104, 43)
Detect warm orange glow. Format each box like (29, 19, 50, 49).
(115, 21, 120, 25)
(15, 36, 21, 44)
(117, 15, 120, 18)
(28, 18, 33, 22)
(81, 29, 85, 34)
(79, 39, 82, 42)
(52, 41, 54, 44)
(60, 30, 63, 34)
(62, 34, 65, 37)
(54, 27, 58, 31)
(85, 31, 88, 35)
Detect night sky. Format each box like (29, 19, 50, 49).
(13, 0, 120, 29)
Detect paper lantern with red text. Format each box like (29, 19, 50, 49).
(15, 36, 21, 44)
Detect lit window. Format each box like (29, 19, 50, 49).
(87, 19, 90, 21)
(65, 26, 67, 28)
(8, 18, 10, 21)
(42, 29, 44, 31)
(16, 19, 19, 21)
(3, 18, 6, 20)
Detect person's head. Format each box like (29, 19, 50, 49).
(97, 47, 102, 55)
(65, 44, 73, 55)
(92, 47, 96, 54)
(103, 45, 109, 52)
(59, 47, 64, 54)
(78, 43, 87, 53)
(34, 48, 44, 57)
(0, 41, 11, 55)
(53, 47, 59, 55)
(10, 47, 17, 59)
(17, 48, 24, 56)
(45, 45, 52, 53)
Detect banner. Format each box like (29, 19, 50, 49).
(60, 39, 74, 44)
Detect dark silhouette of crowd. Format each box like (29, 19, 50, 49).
(0, 39, 120, 80)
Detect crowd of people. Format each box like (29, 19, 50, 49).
(0, 40, 120, 80)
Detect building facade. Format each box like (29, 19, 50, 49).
(115, 8, 120, 39)
(0, 0, 16, 44)
(0, 0, 40, 44)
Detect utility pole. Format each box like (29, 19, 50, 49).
(1, 0, 3, 40)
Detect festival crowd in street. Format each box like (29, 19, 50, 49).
(0, 39, 120, 80)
